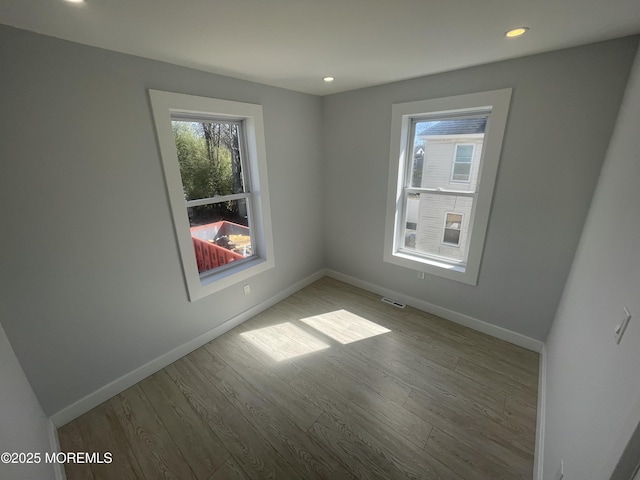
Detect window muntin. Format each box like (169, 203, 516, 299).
(384, 89, 511, 285)
(149, 90, 275, 301)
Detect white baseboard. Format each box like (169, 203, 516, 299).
(50, 270, 325, 427)
(325, 269, 544, 353)
(533, 344, 546, 480)
(48, 418, 67, 480)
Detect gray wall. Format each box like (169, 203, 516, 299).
(543, 47, 640, 480)
(322, 37, 638, 340)
(0, 320, 56, 480)
(1, 19, 638, 433)
(0, 24, 324, 415)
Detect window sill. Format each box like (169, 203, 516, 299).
(190, 255, 275, 301)
(384, 249, 478, 286)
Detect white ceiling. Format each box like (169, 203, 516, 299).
(1, 0, 639, 95)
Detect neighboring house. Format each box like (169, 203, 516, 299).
(405, 118, 486, 263)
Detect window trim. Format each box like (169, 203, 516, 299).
(149, 90, 275, 301)
(450, 143, 475, 184)
(384, 89, 511, 285)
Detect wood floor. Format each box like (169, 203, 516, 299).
(58, 277, 539, 480)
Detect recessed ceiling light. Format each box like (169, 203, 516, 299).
(65, 0, 85, 4)
(323, 76, 335, 83)
(505, 27, 529, 38)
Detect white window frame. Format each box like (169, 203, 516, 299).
(450, 143, 475, 183)
(442, 212, 464, 246)
(384, 89, 511, 285)
(149, 90, 275, 301)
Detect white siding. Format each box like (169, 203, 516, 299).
(411, 135, 482, 262)
(414, 194, 473, 262)
(420, 136, 484, 191)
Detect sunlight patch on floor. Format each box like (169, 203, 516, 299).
(240, 322, 330, 361)
(301, 309, 391, 344)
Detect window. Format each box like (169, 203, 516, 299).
(451, 144, 474, 183)
(443, 213, 463, 246)
(149, 90, 274, 301)
(172, 119, 253, 274)
(384, 89, 511, 285)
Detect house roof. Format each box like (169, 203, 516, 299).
(417, 118, 487, 136)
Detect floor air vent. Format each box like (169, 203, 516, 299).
(381, 297, 406, 309)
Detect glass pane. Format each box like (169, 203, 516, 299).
(189, 199, 253, 275)
(445, 213, 463, 228)
(403, 193, 472, 263)
(410, 116, 486, 191)
(443, 228, 461, 245)
(172, 120, 245, 200)
(455, 145, 473, 162)
(452, 162, 471, 181)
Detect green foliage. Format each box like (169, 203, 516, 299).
(172, 121, 234, 201)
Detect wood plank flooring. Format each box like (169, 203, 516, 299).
(58, 277, 539, 480)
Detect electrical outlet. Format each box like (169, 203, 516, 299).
(614, 307, 632, 344)
(555, 460, 564, 480)
(243, 284, 251, 296)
